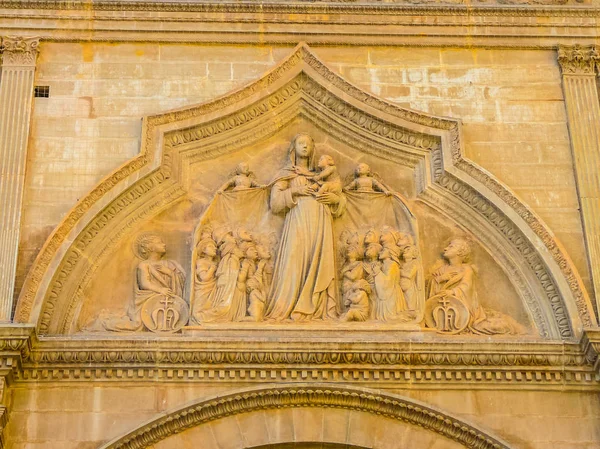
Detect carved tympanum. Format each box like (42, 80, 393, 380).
(85, 133, 527, 335)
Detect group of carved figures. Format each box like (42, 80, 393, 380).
(88, 134, 524, 336)
(338, 227, 421, 323)
(191, 226, 275, 323)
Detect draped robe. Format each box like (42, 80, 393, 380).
(265, 168, 346, 320)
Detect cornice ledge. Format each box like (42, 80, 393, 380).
(1, 1, 600, 17)
(9, 334, 599, 387)
(0, 324, 35, 383)
(558, 44, 600, 75)
(582, 327, 600, 376)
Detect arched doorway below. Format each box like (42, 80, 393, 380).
(100, 385, 511, 449)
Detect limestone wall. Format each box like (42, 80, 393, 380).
(6, 384, 600, 449)
(7, 40, 597, 449)
(17, 43, 589, 307)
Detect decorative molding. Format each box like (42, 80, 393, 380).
(99, 385, 516, 449)
(0, 1, 598, 16)
(0, 326, 598, 387)
(558, 44, 600, 75)
(0, 36, 39, 66)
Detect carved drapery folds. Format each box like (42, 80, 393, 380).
(13, 43, 595, 341)
(0, 36, 39, 322)
(558, 44, 600, 316)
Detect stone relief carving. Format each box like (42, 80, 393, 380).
(86, 233, 189, 334)
(18, 44, 590, 340)
(84, 134, 526, 335)
(424, 239, 526, 335)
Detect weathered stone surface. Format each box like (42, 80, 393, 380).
(1, 2, 600, 448)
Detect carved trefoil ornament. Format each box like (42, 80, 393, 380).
(14, 43, 595, 341)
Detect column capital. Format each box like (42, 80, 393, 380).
(557, 44, 599, 76)
(0, 36, 40, 67)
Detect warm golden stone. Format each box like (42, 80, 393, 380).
(0, 2, 600, 448)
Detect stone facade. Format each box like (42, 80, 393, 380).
(1, 2, 600, 449)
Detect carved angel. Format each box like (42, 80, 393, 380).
(344, 163, 390, 195)
(217, 162, 263, 193)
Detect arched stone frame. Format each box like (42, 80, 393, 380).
(13, 42, 596, 338)
(98, 384, 513, 449)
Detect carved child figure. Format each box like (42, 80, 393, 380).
(363, 242, 383, 301)
(246, 243, 272, 322)
(372, 246, 406, 321)
(341, 244, 365, 301)
(400, 244, 420, 312)
(190, 238, 219, 323)
(341, 279, 371, 322)
(218, 162, 261, 192)
(309, 154, 342, 194)
(344, 163, 390, 195)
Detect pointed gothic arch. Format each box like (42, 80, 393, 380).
(14, 43, 595, 338)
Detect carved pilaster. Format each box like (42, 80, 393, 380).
(0, 37, 39, 322)
(558, 44, 600, 317)
(0, 325, 34, 449)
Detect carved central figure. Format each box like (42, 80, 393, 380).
(266, 134, 346, 321)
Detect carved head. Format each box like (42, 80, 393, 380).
(239, 241, 258, 260)
(402, 244, 418, 261)
(287, 133, 316, 169)
(235, 162, 251, 175)
(355, 163, 372, 177)
(234, 227, 253, 243)
(380, 226, 402, 247)
(212, 227, 233, 246)
(198, 239, 218, 257)
(444, 238, 471, 263)
(364, 228, 380, 245)
(365, 242, 382, 260)
(318, 154, 335, 169)
(136, 233, 166, 260)
(346, 244, 363, 261)
(257, 244, 271, 260)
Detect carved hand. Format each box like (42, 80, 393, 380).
(291, 185, 314, 198)
(315, 192, 340, 205)
(293, 166, 313, 176)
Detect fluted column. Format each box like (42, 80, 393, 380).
(558, 44, 600, 316)
(0, 37, 39, 322)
